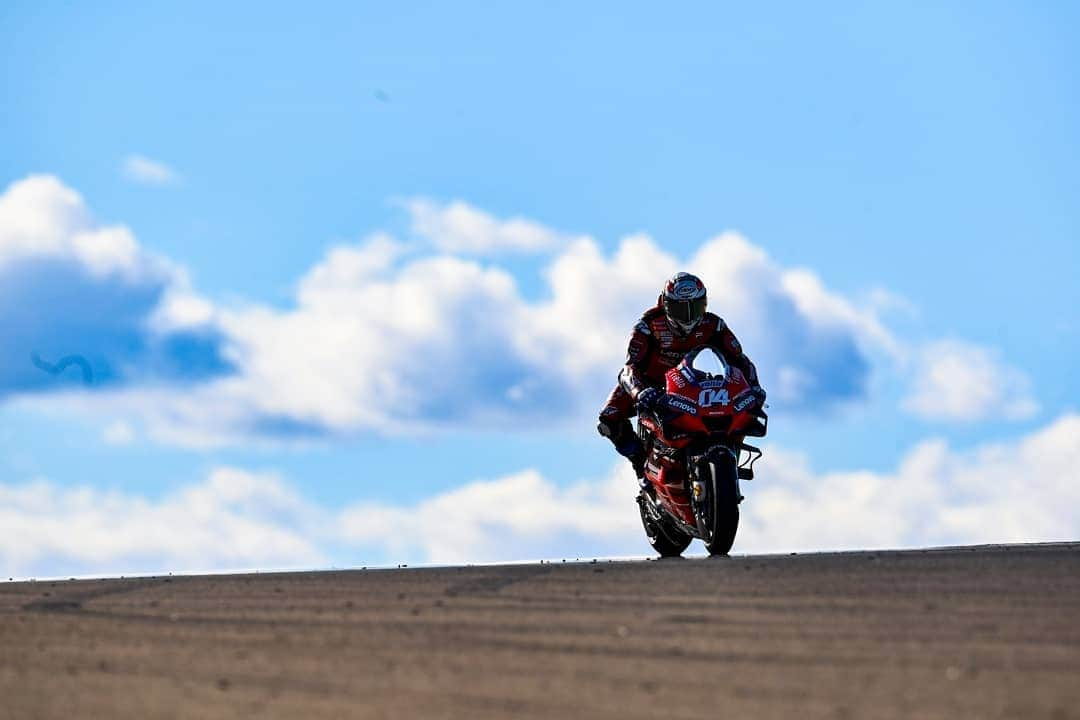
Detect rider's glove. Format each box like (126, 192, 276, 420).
(635, 387, 664, 413)
(751, 385, 767, 403)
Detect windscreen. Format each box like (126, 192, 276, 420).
(690, 347, 727, 380)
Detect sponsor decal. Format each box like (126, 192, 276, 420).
(733, 392, 756, 412)
(673, 281, 699, 299)
(699, 379, 727, 389)
(635, 321, 651, 335)
(666, 396, 698, 415)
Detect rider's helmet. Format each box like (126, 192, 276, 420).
(660, 272, 707, 336)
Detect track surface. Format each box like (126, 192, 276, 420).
(2, 544, 1079, 719)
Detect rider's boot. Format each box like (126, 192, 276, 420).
(597, 417, 651, 494)
(631, 451, 655, 498)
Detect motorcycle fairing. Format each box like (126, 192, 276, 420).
(639, 347, 766, 528)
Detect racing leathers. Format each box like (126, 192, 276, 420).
(597, 305, 760, 477)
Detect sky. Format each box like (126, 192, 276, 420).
(2, 2, 1078, 578)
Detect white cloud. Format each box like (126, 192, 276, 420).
(8, 174, 1035, 446)
(0, 174, 179, 282)
(0, 175, 148, 278)
(864, 286, 919, 319)
(0, 174, 88, 262)
(0, 467, 324, 578)
(194, 228, 892, 440)
(341, 413, 1080, 563)
(3, 178, 895, 443)
(6, 415, 1077, 577)
(101, 420, 136, 445)
(0, 175, 228, 401)
(903, 340, 1038, 422)
(24, 219, 891, 445)
(122, 154, 180, 186)
(742, 413, 1080, 552)
(781, 268, 899, 357)
(339, 467, 640, 564)
(406, 198, 569, 254)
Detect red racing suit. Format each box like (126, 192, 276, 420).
(598, 305, 760, 461)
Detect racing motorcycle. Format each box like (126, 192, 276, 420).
(635, 346, 767, 557)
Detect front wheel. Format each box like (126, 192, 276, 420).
(702, 455, 741, 556)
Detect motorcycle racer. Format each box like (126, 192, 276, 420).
(598, 272, 765, 480)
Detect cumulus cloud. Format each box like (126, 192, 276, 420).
(0, 174, 142, 275)
(11, 174, 1009, 445)
(340, 413, 1080, 563)
(0, 175, 231, 399)
(122, 154, 180, 186)
(406, 198, 569, 254)
(339, 467, 639, 564)
(0, 467, 324, 578)
(743, 413, 1080, 552)
(902, 340, 1038, 422)
(524, 231, 896, 407)
(7, 415, 1076, 577)
(188, 228, 891, 441)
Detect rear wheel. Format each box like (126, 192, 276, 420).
(638, 494, 692, 557)
(702, 455, 740, 556)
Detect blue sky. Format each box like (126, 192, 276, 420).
(2, 2, 1078, 577)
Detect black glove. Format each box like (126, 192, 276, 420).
(751, 385, 767, 403)
(635, 387, 664, 413)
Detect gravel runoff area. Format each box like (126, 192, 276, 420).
(1, 543, 1079, 719)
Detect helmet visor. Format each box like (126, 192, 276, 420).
(664, 295, 707, 325)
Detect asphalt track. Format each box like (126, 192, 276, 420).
(2, 543, 1079, 719)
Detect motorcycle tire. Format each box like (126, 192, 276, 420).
(637, 495, 692, 557)
(703, 454, 740, 556)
